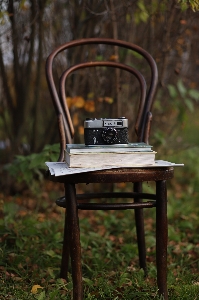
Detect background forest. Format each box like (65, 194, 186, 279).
(0, 0, 198, 195)
(0, 1, 199, 299)
(0, 0, 199, 156)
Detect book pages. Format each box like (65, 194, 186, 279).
(45, 161, 184, 177)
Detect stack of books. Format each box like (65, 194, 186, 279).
(64, 143, 156, 168)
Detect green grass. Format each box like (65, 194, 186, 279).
(1, 145, 199, 299)
(0, 202, 199, 300)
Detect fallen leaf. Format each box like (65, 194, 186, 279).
(31, 285, 43, 294)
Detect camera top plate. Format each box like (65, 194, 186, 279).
(84, 118, 128, 128)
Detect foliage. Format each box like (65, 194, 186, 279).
(165, 80, 199, 136)
(167, 147, 199, 194)
(150, 80, 199, 150)
(168, 79, 199, 114)
(178, 0, 199, 11)
(4, 144, 59, 193)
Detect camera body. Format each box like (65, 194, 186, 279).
(84, 117, 128, 145)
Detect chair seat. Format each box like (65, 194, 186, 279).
(49, 166, 174, 183)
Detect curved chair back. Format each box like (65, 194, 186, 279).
(45, 38, 158, 161)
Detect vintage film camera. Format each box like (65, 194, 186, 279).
(84, 117, 128, 145)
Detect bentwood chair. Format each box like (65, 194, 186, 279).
(45, 38, 174, 300)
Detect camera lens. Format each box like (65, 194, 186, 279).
(102, 128, 117, 144)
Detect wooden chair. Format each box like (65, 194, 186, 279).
(45, 38, 174, 300)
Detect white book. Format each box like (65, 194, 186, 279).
(64, 150, 156, 168)
(66, 143, 152, 154)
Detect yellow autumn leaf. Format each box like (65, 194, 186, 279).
(20, 0, 29, 10)
(78, 126, 84, 135)
(72, 96, 85, 108)
(116, 182, 127, 189)
(84, 100, 95, 112)
(31, 285, 43, 294)
(66, 97, 72, 108)
(87, 92, 94, 99)
(72, 113, 79, 126)
(109, 55, 119, 61)
(104, 97, 114, 104)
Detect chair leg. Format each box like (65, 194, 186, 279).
(65, 183, 83, 300)
(156, 180, 168, 300)
(60, 211, 70, 280)
(134, 182, 147, 275)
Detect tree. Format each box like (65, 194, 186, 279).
(0, 0, 51, 157)
(0, 0, 199, 161)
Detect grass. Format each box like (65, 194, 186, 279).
(1, 137, 199, 299)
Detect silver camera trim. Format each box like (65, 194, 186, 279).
(84, 118, 128, 129)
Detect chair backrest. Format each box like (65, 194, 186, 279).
(45, 38, 158, 162)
